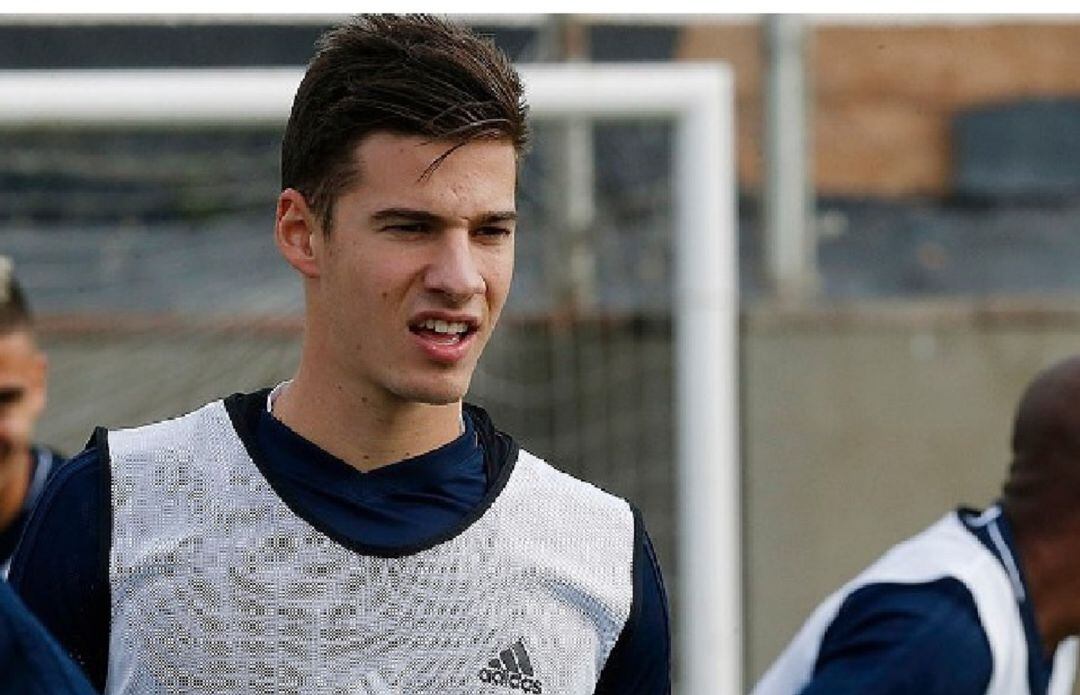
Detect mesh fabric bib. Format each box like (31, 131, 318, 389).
(106, 400, 635, 695)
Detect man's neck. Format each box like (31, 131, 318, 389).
(1013, 518, 1080, 655)
(271, 370, 463, 473)
(0, 448, 32, 532)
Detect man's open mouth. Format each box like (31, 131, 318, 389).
(410, 318, 478, 345)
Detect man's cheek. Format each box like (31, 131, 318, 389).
(1, 414, 35, 447)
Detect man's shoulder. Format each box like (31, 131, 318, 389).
(464, 402, 634, 522)
(505, 450, 638, 555)
(832, 577, 985, 636)
(824, 579, 991, 668)
(108, 389, 270, 442)
(103, 390, 272, 471)
(516, 448, 632, 511)
(800, 577, 994, 695)
(822, 512, 1016, 644)
(854, 512, 1001, 588)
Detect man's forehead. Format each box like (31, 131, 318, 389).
(352, 133, 517, 181)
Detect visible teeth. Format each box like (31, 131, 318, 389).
(422, 319, 468, 334)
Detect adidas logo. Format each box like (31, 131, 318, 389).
(477, 638, 544, 694)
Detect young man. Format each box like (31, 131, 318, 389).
(10, 15, 670, 694)
(753, 356, 1080, 695)
(0, 258, 57, 578)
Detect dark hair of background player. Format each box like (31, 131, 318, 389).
(0, 262, 32, 335)
(280, 13, 531, 233)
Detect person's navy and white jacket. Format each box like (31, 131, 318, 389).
(753, 506, 1077, 695)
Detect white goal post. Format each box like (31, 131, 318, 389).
(0, 64, 740, 694)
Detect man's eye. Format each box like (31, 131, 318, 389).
(386, 223, 427, 233)
(0, 389, 23, 407)
(477, 226, 512, 237)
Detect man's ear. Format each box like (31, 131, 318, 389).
(275, 188, 323, 278)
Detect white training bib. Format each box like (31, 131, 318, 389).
(106, 399, 635, 695)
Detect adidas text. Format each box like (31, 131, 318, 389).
(477, 667, 543, 694)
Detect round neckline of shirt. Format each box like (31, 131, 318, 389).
(224, 390, 521, 559)
(258, 405, 479, 491)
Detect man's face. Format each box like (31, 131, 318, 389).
(305, 132, 517, 406)
(0, 330, 46, 467)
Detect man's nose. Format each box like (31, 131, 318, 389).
(424, 233, 485, 301)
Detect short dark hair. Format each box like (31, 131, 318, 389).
(0, 258, 32, 335)
(281, 14, 530, 232)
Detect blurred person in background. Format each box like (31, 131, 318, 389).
(9, 14, 669, 695)
(753, 356, 1080, 695)
(0, 256, 57, 578)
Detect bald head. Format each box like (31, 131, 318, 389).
(1003, 356, 1080, 533)
(1012, 357, 1080, 459)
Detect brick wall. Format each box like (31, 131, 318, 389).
(677, 20, 1080, 197)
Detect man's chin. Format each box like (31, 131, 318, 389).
(392, 379, 470, 407)
(407, 391, 462, 406)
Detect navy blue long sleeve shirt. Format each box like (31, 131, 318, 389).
(9, 394, 669, 694)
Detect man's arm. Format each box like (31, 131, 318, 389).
(8, 444, 111, 691)
(801, 578, 994, 695)
(594, 511, 671, 695)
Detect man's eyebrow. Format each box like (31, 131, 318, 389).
(479, 211, 518, 223)
(371, 208, 517, 224)
(371, 208, 441, 223)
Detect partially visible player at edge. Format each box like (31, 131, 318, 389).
(9, 14, 670, 695)
(0, 260, 92, 695)
(754, 355, 1080, 695)
(0, 258, 59, 579)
